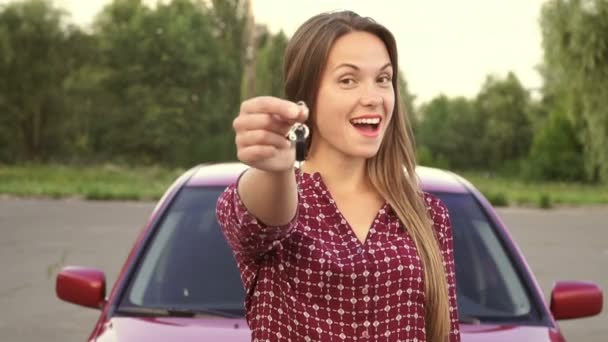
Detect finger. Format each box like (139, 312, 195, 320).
(233, 113, 294, 136)
(236, 130, 292, 150)
(237, 145, 278, 164)
(240, 96, 301, 121)
(271, 114, 297, 126)
(294, 101, 310, 123)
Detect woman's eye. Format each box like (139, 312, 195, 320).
(340, 78, 355, 85)
(378, 75, 391, 84)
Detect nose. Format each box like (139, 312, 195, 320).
(359, 82, 384, 107)
(360, 93, 383, 107)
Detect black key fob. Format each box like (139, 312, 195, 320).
(287, 101, 310, 162)
(294, 125, 308, 162)
(287, 123, 309, 162)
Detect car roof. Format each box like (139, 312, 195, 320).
(186, 162, 468, 194)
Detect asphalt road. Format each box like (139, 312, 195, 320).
(0, 198, 606, 341)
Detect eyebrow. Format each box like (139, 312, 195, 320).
(334, 62, 393, 72)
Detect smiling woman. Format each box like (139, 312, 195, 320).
(310, 31, 395, 158)
(217, 10, 460, 342)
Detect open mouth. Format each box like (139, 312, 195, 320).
(350, 117, 381, 135)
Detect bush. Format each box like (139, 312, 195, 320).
(538, 193, 553, 209)
(485, 191, 509, 207)
(525, 109, 585, 182)
(417, 146, 451, 169)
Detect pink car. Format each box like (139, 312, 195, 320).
(56, 163, 603, 341)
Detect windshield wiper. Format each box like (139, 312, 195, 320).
(459, 314, 482, 325)
(115, 305, 241, 319)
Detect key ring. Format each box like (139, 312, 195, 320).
(287, 101, 310, 163)
(287, 123, 309, 142)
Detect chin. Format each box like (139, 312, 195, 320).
(349, 145, 382, 159)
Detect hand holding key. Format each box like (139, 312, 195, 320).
(233, 96, 309, 172)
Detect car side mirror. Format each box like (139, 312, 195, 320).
(550, 281, 603, 320)
(56, 266, 106, 309)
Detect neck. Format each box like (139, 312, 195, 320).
(302, 148, 373, 196)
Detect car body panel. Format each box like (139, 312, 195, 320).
(461, 324, 565, 342)
(95, 317, 250, 342)
(81, 163, 570, 341)
(91, 318, 565, 342)
(186, 163, 470, 194)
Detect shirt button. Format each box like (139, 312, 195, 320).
(357, 247, 363, 254)
(362, 287, 368, 295)
(362, 330, 370, 338)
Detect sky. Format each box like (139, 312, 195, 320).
(5, 0, 548, 103)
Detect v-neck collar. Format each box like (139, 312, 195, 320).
(296, 168, 389, 247)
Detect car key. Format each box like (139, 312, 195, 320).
(287, 101, 310, 163)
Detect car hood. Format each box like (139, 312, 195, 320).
(94, 317, 251, 342)
(94, 318, 564, 342)
(461, 323, 565, 342)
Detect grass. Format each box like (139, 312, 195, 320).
(1, 164, 607, 208)
(0, 163, 185, 201)
(459, 171, 608, 208)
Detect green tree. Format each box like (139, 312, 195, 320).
(416, 72, 533, 173)
(253, 29, 288, 97)
(0, 0, 83, 162)
(208, 0, 248, 111)
(541, 0, 608, 182)
(415, 95, 481, 169)
(526, 106, 585, 181)
(475, 72, 533, 171)
(88, 0, 247, 165)
(398, 70, 417, 125)
(61, 30, 106, 163)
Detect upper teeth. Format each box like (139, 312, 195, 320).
(351, 118, 380, 124)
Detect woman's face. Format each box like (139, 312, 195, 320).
(311, 31, 395, 160)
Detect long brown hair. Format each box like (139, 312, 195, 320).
(283, 11, 450, 342)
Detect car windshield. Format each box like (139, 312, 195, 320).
(434, 192, 536, 323)
(119, 186, 536, 323)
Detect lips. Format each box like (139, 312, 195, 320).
(349, 115, 382, 137)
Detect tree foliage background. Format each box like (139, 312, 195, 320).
(1, 0, 249, 166)
(0, 0, 606, 184)
(538, 0, 608, 182)
(416, 0, 607, 183)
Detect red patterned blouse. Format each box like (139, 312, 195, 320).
(216, 169, 461, 341)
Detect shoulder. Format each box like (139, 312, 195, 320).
(422, 192, 452, 245)
(422, 192, 450, 221)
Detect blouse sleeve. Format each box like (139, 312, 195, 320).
(424, 193, 461, 342)
(216, 169, 299, 260)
